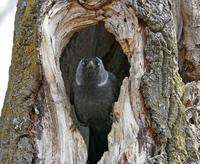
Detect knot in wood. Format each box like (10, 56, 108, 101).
(77, 0, 114, 10)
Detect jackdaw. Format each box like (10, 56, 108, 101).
(70, 56, 119, 164)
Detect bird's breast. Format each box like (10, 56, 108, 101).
(74, 85, 115, 129)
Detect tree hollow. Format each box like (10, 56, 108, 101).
(60, 21, 130, 96)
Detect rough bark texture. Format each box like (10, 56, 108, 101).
(0, 0, 43, 163)
(0, 0, 200, 163)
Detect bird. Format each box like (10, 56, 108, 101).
(70, 56, 120, 164)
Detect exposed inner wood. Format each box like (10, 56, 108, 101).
(178, 0, 200, 83)
(39, 0, 144, 163)
(77, 0, 114, 10)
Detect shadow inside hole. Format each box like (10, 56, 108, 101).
(60, 21, 130, 163)
(60, 21, 130, 96)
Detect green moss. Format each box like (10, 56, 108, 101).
(139, 1, 190, 163)
(168, 109, 188, 162)
(0, 0, 42, 162)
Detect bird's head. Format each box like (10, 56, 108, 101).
(75, 57, 108, 86)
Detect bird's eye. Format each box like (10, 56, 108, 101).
(95, 60, 100, 66)
(82, 60, 87, 66)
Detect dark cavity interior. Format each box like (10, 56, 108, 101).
(60, 21, 130, 96)
(60, 22, 130, 163)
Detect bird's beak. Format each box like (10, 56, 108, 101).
(87, 61, 96, 69)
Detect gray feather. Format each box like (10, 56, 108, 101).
(70, 56, 119, 164)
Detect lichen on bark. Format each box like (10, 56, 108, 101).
(0, 0, 42, 162)
(133, 0, 195, 162)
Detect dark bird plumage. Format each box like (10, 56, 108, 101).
(70, 56, 119, 164)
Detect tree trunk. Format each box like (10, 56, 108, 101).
(0, 0, 200, 163)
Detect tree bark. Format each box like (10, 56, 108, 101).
(0, 0, 200, 163)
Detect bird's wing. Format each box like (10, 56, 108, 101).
(108, 72, 120, 101)
(70, 81, 74, 105)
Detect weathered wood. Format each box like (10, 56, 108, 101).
(0, 0, 199, 163)
(179, 0, 200, 82)
(39, 1, 139, 163)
